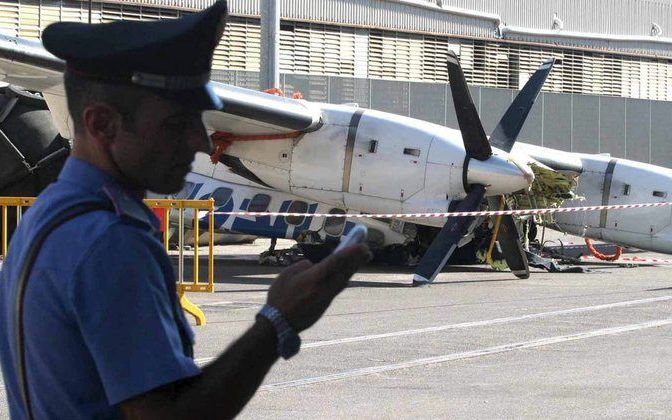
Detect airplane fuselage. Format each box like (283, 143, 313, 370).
(221, 103, 531, 228)
(151, 154, 409, 248)
(553, 155, 672, 253)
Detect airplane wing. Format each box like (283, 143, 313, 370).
(513, 142, 584, 173)
(205, 83, 322, 136)
(0, 34, 323, 137)
(0, 35, 64, 93)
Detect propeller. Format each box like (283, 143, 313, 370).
(484, 58, 555, 279)
(413, 184, 486, 285)
(490, 58, 556, 152)
(412, 54, 555, 285)
(446, 52, 492, 161)
(487, 197, 530, 279)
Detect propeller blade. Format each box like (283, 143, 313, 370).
(490, 58, 556, 153)
(413, 184, 486, 285)
(487, 197, 530, 279)
(496, 214, 530, 279)
(446, 51, 492, 161)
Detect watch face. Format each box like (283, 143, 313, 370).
(280, 333, 301, 359)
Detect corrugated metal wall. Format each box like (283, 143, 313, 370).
(130, 0, 497, 37)
(278, 0, 496, 38)
(501, 33, 672, 59)
(229, 0, 672, 39)
(84, 0, 672, 57)
(440, 0, 672, 36)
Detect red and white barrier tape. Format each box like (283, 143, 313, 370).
(211, 201, 672, 219)
(580, 255, 672, 265)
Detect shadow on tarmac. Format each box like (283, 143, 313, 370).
(174, 258, 531, 291)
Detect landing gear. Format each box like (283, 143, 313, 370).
(259, 245, 305, 266)
(259, 238, 307, 266)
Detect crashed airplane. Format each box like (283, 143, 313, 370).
(0, 34, 671, 285)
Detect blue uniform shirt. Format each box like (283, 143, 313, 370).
(0, 157, 199, 419)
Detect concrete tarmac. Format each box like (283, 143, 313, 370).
(1, 237, 671, 418)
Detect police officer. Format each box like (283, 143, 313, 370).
(0, 1, 371, 418)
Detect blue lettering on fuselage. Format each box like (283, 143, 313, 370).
(196, 194, 321, 239)
(231, 200, 291, 237)
(291, 203, 319, 239)
(187, 183, 204, 199)
(213, 197, 235, 227)
(196, 192, 235, 230)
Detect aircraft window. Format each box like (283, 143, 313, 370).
(622, 184, 630, 196)
(212, 187, 233, 206)
(403, 148, 421, 157)
(286, 201, 308, 225)
(653, 191, 668, 198)
(324, 208, 346, 236)
(247, 194, 271, 212)
(369, 140, 378, 153)
(175, 182, 194, 199)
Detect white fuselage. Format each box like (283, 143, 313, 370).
(150, 153, 408, 247)
(222, 103, 531, 228)
(42, 83, 672, 254)
(552, 155, 672, 253)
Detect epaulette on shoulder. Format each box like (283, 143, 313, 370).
(102, 184, 155, 229)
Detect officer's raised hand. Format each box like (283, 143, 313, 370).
(267, 244, 372, 333)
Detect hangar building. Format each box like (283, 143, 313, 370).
(1, 0, 671, 166)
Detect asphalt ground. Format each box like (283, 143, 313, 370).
(1, 235, 672, 418)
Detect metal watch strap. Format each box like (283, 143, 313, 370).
(257, 304, 301, 359)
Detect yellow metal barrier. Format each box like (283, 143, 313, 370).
(0, 196, 215, 326)
(1, 197, 36, 258)
(145, 198, 216, 326)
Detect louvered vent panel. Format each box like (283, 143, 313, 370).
(101, 3, 122, 23)
(18, 3, 39, 39)
(40, 1, 64, 32)
(0, 1, 19, 36)
(215, 17, 260, 71)
(279, 24, 295, 73)
(367, 27, 672, 101)
(61, 1, 89, 24)
(279, 22, 355, 76)
(3, 2, 672, 101)
(118, 4, 142, 21)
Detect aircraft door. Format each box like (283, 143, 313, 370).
(290, 125, 348, 192)
(346, 111, 429, 204)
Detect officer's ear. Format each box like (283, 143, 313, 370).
(81, 102, 122, 145)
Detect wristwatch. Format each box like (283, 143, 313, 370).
(257, 304, 301, 359)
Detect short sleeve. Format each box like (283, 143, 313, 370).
(70, 223, 200, 405)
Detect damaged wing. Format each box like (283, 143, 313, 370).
(204, 83, 322, 136)
(513, 142, 584, 173)
(0, 35, 64, 92)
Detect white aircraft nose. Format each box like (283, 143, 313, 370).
(466, 153, 534, 195)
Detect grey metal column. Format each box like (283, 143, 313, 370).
(260, 0, 280, 90)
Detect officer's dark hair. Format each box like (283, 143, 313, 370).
(63, 70, 145, 135)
